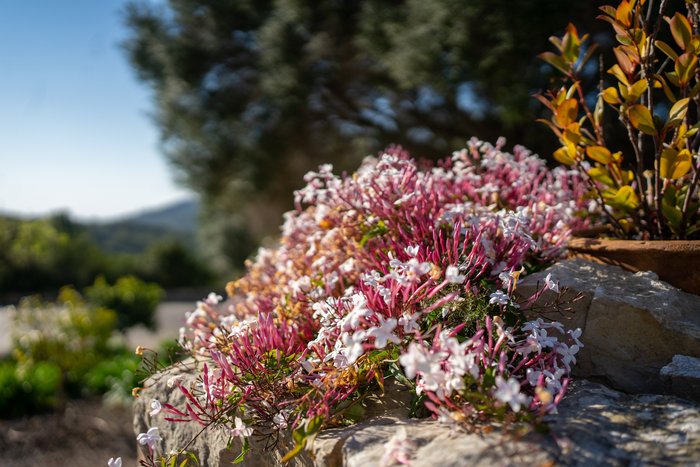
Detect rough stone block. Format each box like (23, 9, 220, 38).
(661, 355, 700, 402)
(517, 259, 700, 394)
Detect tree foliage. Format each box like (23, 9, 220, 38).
(123, 0, 609, 270)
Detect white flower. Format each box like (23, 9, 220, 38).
(526, 369, 542, 387)
(341, 330, 367, 364)
(556, 343, 580, 371)
(300, 359, 314, 373)
(544, 273, 559, 293)
(404, 245, 419, 257)
(489, 290, 510, 306)
(205, 292, 224, 305)
(362, 270, 384, 287)
(137, 427, 162, 450)
(445, 265, 466, 284)
(230, 417, 253, 439)
(341, 293, 375, 330)
(568, 328, 584, 348)
(149, 399, 162, 416)
(398, 311, 421, 333)
(273, 412, 289, 429)
(399, 342, 436, 380)
(493, 376, 530, 413)
(166, 374, 184, 388)
(377, 285, 392, 303)
(107, 457, 122, 467)
(366, 317, 400, 349)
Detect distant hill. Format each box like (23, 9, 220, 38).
(116, 199, 199, 232)
(85, 199, 200, 254)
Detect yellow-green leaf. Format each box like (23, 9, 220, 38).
(608, 64, 630, 86)
(599, 5, 617, 18)
(563, 122, 582, 146)
(538, 52, 569, 74)
(655, 40, 679, 61)
(586, 146, 613, 164)
(555, 98, 578, 127)
(656, 74, 677, 102)
(667, 97, 690, 126)
(609, 185, 639, 210)
(602, 87, 621, 104)
(670, 12, 692, 50)
(660, 148, 692, 179)
(588, 167, 615, 187)
(627, 79, 649, 102)
(554, 146, 576, 166)
(675, 53, 698, 87)
(628, 105, 657, 135)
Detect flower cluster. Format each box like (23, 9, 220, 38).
(141, 139, 588, 465)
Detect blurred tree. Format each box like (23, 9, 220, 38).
(142, 239, 214, 288)
(123, 0, 609, 271)
(0, 215, 104, 294)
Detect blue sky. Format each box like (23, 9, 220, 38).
(0, 0, 191, 220)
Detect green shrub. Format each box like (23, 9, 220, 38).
(12, 288, 117, 391)
(83, 353, 140, 395)
(84, 275, 164, 331)
(0, 360, 61, 417)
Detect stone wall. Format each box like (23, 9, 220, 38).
(134, 362, 700, 466)
(134, 260, 700, 465)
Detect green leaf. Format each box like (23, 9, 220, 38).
(360, 220, 388, 247)
(186, 452, 200, 466)
(662, 192, 683, 232)
(292, 426, 306, 445)
(281, 443, 305, 464)
(306, 415, 324, 436)
(628, 105, 657, 135)
(232, 438, 250, 464)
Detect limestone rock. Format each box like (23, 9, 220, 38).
(133, 359, 313, 467)
(516, 259, 700, 394)
(661, 355, 700, 402)
(135, 362, 700, 466)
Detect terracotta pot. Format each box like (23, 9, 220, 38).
(567, 236, 700, 296)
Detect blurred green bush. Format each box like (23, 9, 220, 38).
(0, 361, 61, 418)
(0, 214, 216, 298)
(84, 276, 164, 331)
(4, 288, 143, 417)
